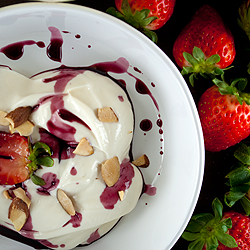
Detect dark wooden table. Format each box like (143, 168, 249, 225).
(0, 0, 249, 249)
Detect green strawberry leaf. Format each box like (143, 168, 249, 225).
(240, 195, 250, 215)
(212, 197, 223, 220)
(183, 51, 199, 67)
(215, 228, 237, 248)
(226, 166, 250, 186)
(142, 28, 158, 43)
(27, 140, 54, 186)
(182, 231, 200, 241)
(106, 0, 158, 43)
(206, 54, 220, 65)
(212, 76, 249, 105)
(224, 143, 250, 214)
(187, 239, 205, 250)
(30, 174, 46, 186)
(32, 141, 52, 156)
(186, 213, 214, 232)
(224, 185, 249, 207)
(192, 47, 205, 62)
(182, 198, 237, 250)
(35, 156, 54, 167)
(234, 143, 250, 165)
(181, 46, 226, 85)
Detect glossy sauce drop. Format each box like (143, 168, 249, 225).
(140, 119, 152, 132)
(47, 26, 63, 62)
(135, 79, 159, 111)
(0, 40, 45, 60)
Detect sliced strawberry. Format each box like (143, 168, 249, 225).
(0, 132, 30, 185)
(0, 132, 54, 186)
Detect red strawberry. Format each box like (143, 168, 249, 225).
(173, 5, 235, 85)
(238, 0, 250, 74)
(198, 77, 250, 152)
(0, 132, 54, 186)
(219, 211, 250, 250)
(0, 132, 30, 185)
(107, 0, 176, 42)
(182, 198, 248, 249)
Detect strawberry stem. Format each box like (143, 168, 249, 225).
(212, 75, 249, 105)
(27, 141, 54, 186)
(182, 47, 232, 86)
(224, 143, 250, 215)
(106, 0, 158, 43)
(182, 198, 237, 249)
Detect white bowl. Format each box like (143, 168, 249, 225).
(0, 3, 204, 250)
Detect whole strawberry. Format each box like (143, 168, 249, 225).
(173, 5, 235, 85)
(198, 77, 250, 152)
(182, 198, 247, 249)
(107, 0, 176, 42)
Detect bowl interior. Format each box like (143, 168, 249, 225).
(0, 3, 204, 250)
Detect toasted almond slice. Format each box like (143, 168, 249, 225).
(118, 190, 124, 201)
(101, 156, 120, 187)
(57, 189, 76, 216)
(0, 110, 10, 126)
(97, 107, 119, 123)
(9, 120, 34, 136)
(13, 188, 31, 208)
(8, 197, 29, 231)
(132, 154, 150, 168)
(5, 106, 32, 128)
(3, 190, 12, 200)
(73, 137, 94, 156)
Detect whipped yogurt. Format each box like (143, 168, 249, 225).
(0, 67, 143, 249)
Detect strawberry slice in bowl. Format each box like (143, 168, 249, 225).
(0, 132, 54, 186)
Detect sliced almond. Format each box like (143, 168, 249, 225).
(3, 190, 12, 200)
(9, 120, 34, 136)
(101, 156, 120, 187)
(97, 107, 119, 123)
(132, 154, 150, 168)
(73, 137, 94, 156)
(5, 106, 32, 128)
(8, 197, 29, 231)
(13, 187, 31, 209)
(57, 189, 76, 216)
(118, 190, 124, 201)
(0, 110, 10, 126)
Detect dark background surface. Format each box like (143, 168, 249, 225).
(0, 0, 249, 249)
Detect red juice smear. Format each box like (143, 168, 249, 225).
(20, 216, 37, 240)
(39, 240, 58, 249)
(63, 212, 82, 228)
(37, 172, 59, 196)
(100, 159, 135, 209)
(47, 26, 63, 62)
(92, 57, 129, 74)
(58, 109, 91, 130)
(87, 229, 100, 244)
(39, 128, 76, 161)
(42, 69, 83, 93)
(0, 40, 45, 60)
